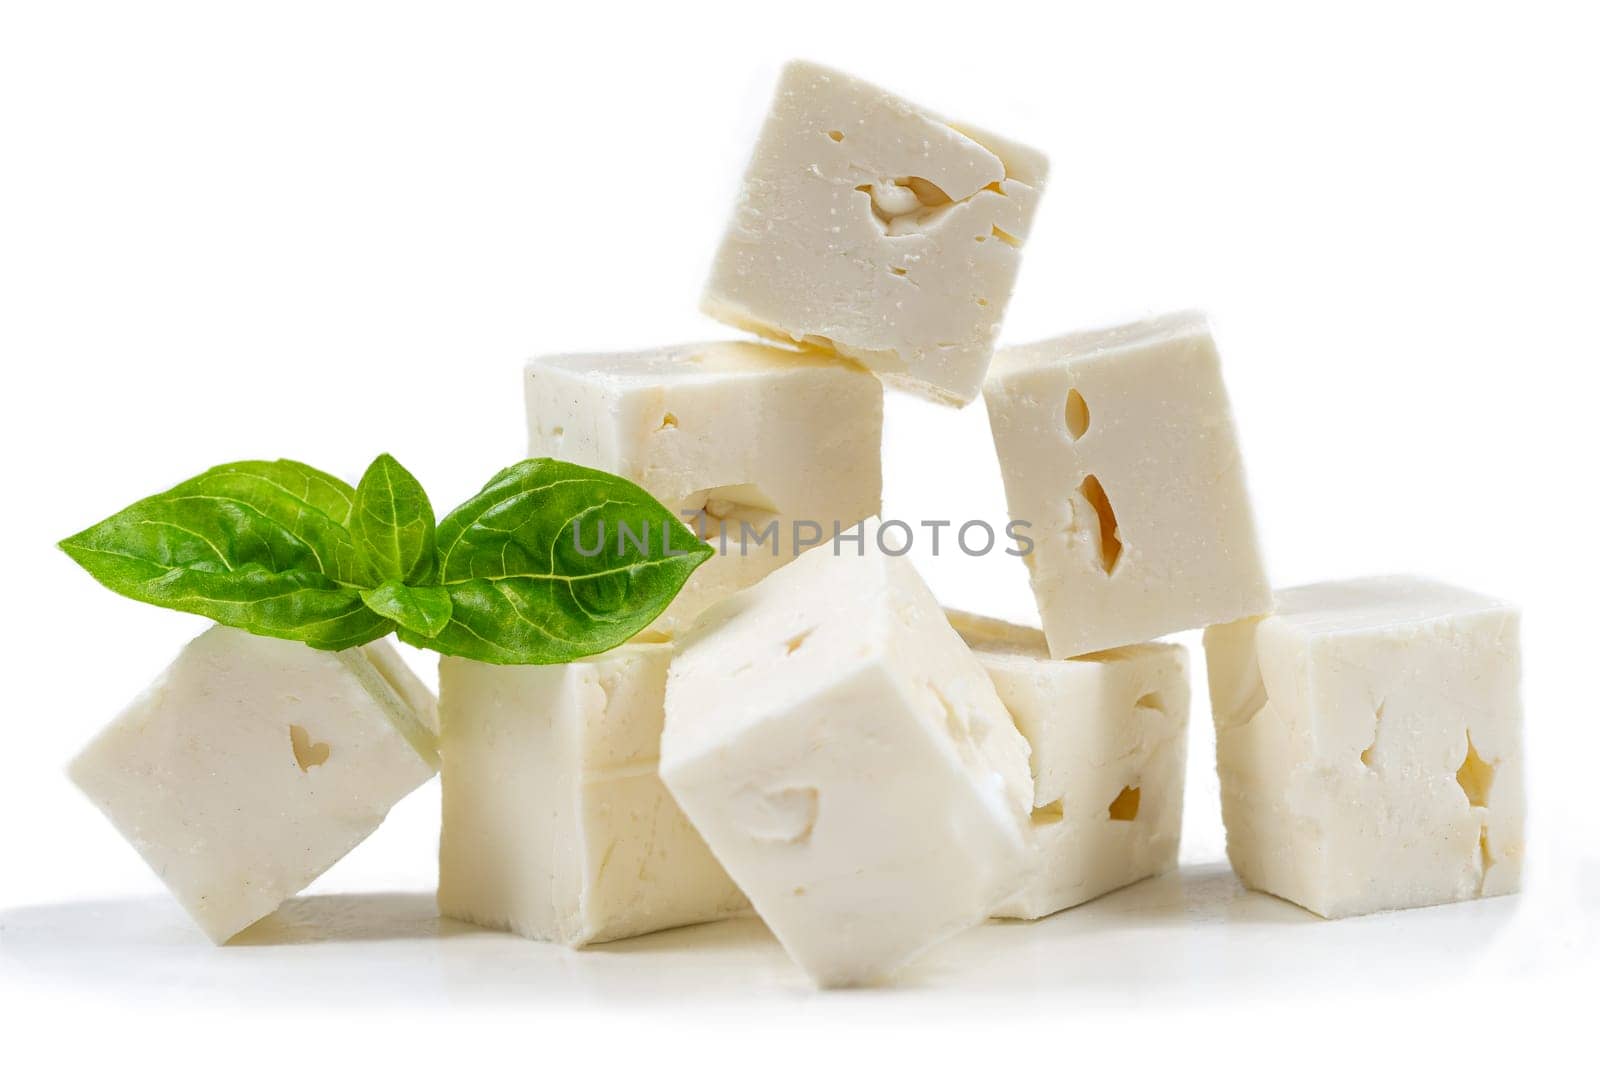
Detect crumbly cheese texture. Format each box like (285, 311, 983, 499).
(659, 528, 1033, 987)
(1205, 576, 1525, 919)
(985, 311, 1272, 657)
(69, 627, 438, 944)
(436, 644, 748, 946)
(526, 340, 882, 635)
(703, 60, 1048, 406)
(949, 612, 1189, 919)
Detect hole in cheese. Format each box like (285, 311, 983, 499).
(1079, 475, 1124, 575)
(1477, 826, 1494, 894)
(1134, 690, 1165, 714)
(990, 225, 1022, 248)
(1031, 799, 1065, 826)
(1361, 701, 1386, 768)
(1108, 786, 1141, 821)
(734, 786, 819, 845)
(902, 176, 952, 207)
(679, 482, 780, 541)
(856, 176, 961, 234)
(1456, 732, 1495, 808)
(1065, 388, 1090, 440)
(289, 724, 331, 772)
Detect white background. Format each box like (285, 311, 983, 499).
(2, 0, 1596, 1060)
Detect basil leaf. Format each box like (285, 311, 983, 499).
(421, 458, 712, 664)
(353, 453, 437, 585)
(361, 580, 452, 638)
(170, 459, 364, 585)
(60, 480, 392, 650)
(204, 458, 359, 525)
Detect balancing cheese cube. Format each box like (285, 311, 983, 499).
(437, 643, 747, 946)
(1205, 577, 1525, 919)
(985, 311, 1272, 657)
(69, 626, 438, 944)
(949, 612, 1189, 919)
(703, 60, 1049, 406)
(526, 341, 882, 635)
(660, 529, 1033, 987)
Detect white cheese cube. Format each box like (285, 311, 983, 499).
(985, 311, 1272, 657)
(1205, 576, 1525, 919)
(526, 340, 882, 635)
(659, 527, 1033, 987)
(949, 612, 1189, 919)
(703, 60, 1049, 406)
(437, 643, 747, 945)
(69, 627, 438, 944)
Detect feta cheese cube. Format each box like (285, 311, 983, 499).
(659, 527, 1033, 987)
(703, 60, 1049, 406)
(985, 311, 1272, 657)
(68, 627, 438, 944)
(526, 340, 883, 635)
(1205, 576, 1525, 918)
(949, 611, 1189, 919)
(437, 643, 748, 945)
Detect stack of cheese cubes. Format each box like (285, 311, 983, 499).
(439, 59, 1526, 983)
(71, 60, 1524, 986)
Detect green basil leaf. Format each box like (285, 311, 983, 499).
(353, 453, 437, 585)
(59, 463, 392, 650)
(172, 459, 364, 585)
(420, 458, 712, 664)
(361, 580, 452, 638)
